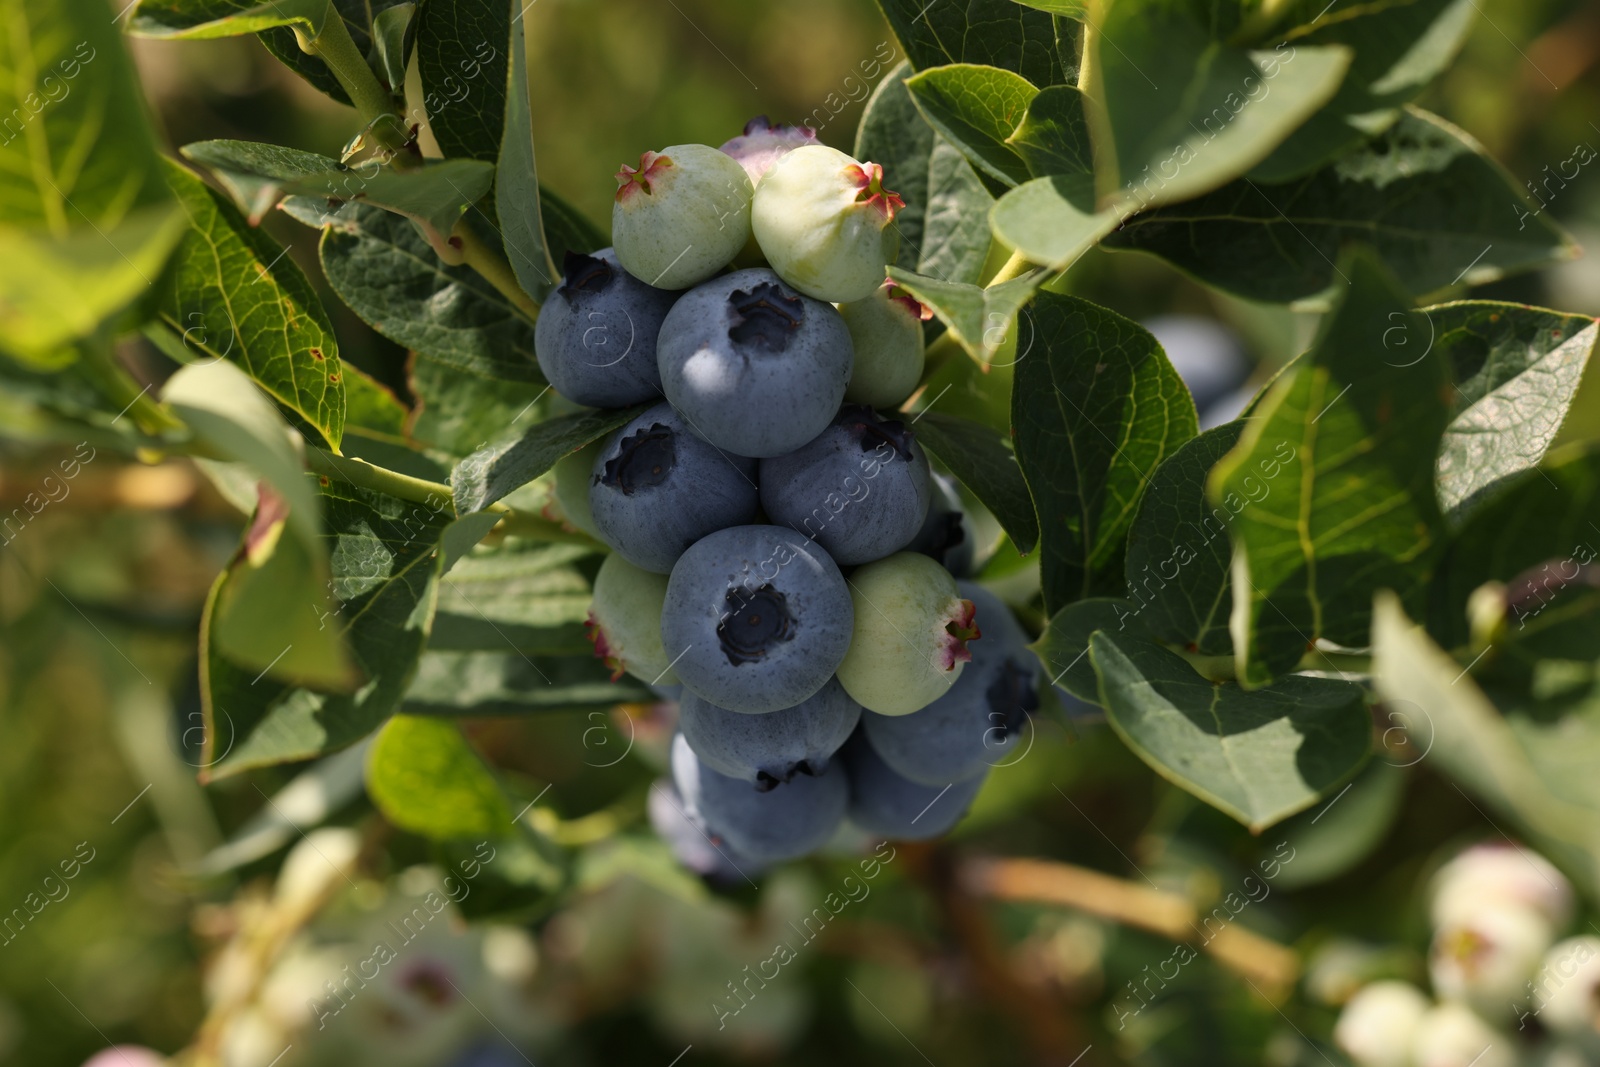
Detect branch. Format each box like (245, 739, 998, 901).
(963, 855, 1301, 995)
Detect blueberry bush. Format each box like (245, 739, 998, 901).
(5, 0, 1600, 1064)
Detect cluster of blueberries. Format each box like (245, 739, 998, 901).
(534, 119, 1042, 873)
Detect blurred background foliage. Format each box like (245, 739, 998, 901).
(2, 0, 1599, 1063)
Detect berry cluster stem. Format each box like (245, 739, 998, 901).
(294, 12, 411, 161)
(986, 248, 1036, 287)
(453, 223, 542, 319)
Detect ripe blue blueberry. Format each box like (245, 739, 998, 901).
(656, 268, 853, 458)
(611, 145, 753, 290)
(835, 552, 979, 716)
(647, 777, 764, 881)
(585, 552, 678, 685)
(588, 402, 759, 574)
(839, 281, 929, 408)
(533, 248, 677, 408)
(840, 729, 986, 841)
(671, 733, 847, 863)
(719, 116, 819, 186)
(861, 583, 1038, 786)
(679, 678, 861, 790)
(908, 472, 975, 576)
(660, 525, 853, 713)
(759, 404, 931, 566)
(751, 144, 903, 303)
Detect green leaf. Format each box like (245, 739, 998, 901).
(1371, 593, 1600, 898)
(367, 716, 512, 838)
(451, 406, 648, 515)
(342, 365, 409, 440)
(1007, 84, 1095, 178)
(1010, 0, 1086, 17)
(370, 3, 417, 93)
(1123, 423, 1245, 655)
(415, 0, 509, 163)
(404, 649, 650, 715)
(904, 64, 1038, 187)
(1084, 0, 1351, 209)
(128, 0, 329, 38)
(200, 481, 467, 778)
(1430, 445, 1600, 652)
(407, 354, 550, 457)
(990, 174, 1124, 270)
(1091, 628, 1371, 832)
(496, 5, 557, 301)
(165, 360, 353, 687)
(877, 0, 1077, 86)
(181, 141, 493, 260)
(1250, 0, 1478, 182)
(1106, 109, 1578, 307)
(1030, 596, 1144, 704)
(855, 61, 994, 287)
(160, 161, 345, 449)
(1210, 252, 1451, 686)
(313, 203, 541, 382)
(911, 411, 1039, 555)
(0, 0, 185, 365)
(1428, 302, 1599, 521)
(1012, 292, 1198, 613)
(431, 541, 595, 655)
(886, 266, 1045, 366)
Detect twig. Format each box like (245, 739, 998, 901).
(963, 855, 1300, 995)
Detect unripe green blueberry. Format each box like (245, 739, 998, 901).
(1537, 936, 1600, 1048)
(752, 144, 903, 303)
(1411, 1002, 1517, 1067)
(552, 439, 602, 539)
(587, 553, 678, 685)
(1334, 981, 1430, 1067)
(835, 551, 979, 716)
(611, 144, 753, 290)
(840, 280, 929, 408)
(1429, 902, 1554, 1023)
(1431, 843, 1574, 930)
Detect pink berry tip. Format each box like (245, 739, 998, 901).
(845, 161, 904, 222)
(615, 151, 673, 202)
(584, 612, 625, 681)
(939, 598, 981, 670)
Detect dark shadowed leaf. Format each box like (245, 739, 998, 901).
(1251, 0, 1477, 182)
(911, 410, 1039, 554)
(451, 406, 646, 514)
(904, 64, 1038, 187)
(416, 0, 511, 163)
(1084, 0, 1350, 209)
(1123, 423, 1245, 656)
(404, 649, 650, 715)
(313, 203, 541, 382)
(1091, 628, 1370, 832)
(876, 0, 1077, 86)
(1210, 252, 1451, 686)
(1106, 109, 1577, 307)
(1012, 292, 1198, 613)
(200, 481, 465, 778)
(1030, 596, 1145, 704)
